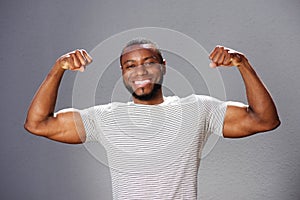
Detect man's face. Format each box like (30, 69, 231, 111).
(121, 45, 166, 100)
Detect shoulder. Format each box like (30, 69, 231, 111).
(73, 103, 115, 117)
(162, 94, 223, 105)
(177, 94, 223, 104)
(180, 95, 229, 113)
(193, 94, 222, 102)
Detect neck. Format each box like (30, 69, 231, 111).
(132, 88, 164, 105)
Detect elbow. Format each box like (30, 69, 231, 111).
(270, 118, 281, 130)
(260, 117, 281, 132)
(24, 120, 35, 134)
(24, 120, 42, 136)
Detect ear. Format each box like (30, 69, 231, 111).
(162, 59, 166, 75)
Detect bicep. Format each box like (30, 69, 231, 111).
(43, 111, 86, 144)
(223, 103, 260, 138)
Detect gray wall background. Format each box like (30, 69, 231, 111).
(1, 0, 299, 199)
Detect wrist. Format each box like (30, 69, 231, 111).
(236, 55, 249, 68)
(48, 62, 66, 77)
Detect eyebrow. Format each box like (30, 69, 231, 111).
(122, 56, 159, 66)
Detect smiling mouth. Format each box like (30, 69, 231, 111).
(133, 79, 151, 87)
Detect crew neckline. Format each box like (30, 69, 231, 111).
(128, 96, 179, 106)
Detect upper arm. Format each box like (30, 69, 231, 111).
(25, 110, 86, 144)
(48, 111, 86, 143)
(223, 102, 272, 138)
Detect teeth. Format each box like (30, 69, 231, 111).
(134, 80, 150, 85)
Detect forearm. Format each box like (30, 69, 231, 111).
(238, 59, 280, 127)
(24, 49, 92, 143)
(25, 63, 65, 131)
(210, 46, 280, 137)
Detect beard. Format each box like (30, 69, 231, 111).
(124, 76, 163, 101)
(131, 84, 162, 101)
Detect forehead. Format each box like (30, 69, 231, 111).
(121, 44, 159, 62)
(122, 43, 157, 54)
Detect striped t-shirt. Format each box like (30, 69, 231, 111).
(78, 94, 228, 199)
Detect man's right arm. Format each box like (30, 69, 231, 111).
(24, 49, 92, 144)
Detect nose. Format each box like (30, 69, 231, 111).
(135, 64, 148, 76)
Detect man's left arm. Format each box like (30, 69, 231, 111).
(209, 46, 280, 138)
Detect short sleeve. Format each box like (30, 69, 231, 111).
(196, 95, 229, 137)
(77, 106, 101, 142)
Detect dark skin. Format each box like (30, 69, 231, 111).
(121, 45, 166, 105)
(24, 45, 280, 144)
(24, 49, 92, 144)
(209, 46, 280, 137)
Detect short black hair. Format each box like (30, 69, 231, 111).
(120, 38, 164, 66)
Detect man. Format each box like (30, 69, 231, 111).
(24, 39, 280, 199)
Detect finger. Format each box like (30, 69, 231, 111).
(209, 46, 219, 60)
(78, 66, 85, 72)
(75, 50, 87, 66)
(223, 51, 232, 65)
(217, 49, 226, 65)
(71, 53, 81, 69)
(82, 50, 93, 63)
(209, 46, 221, 68)
(72, 66, 85, 72)
(212, 46, 223, 65)
(209, 62, 217, 68)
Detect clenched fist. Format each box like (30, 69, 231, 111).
(57, 49, 93, 72)
(209, 46, 247, 68)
